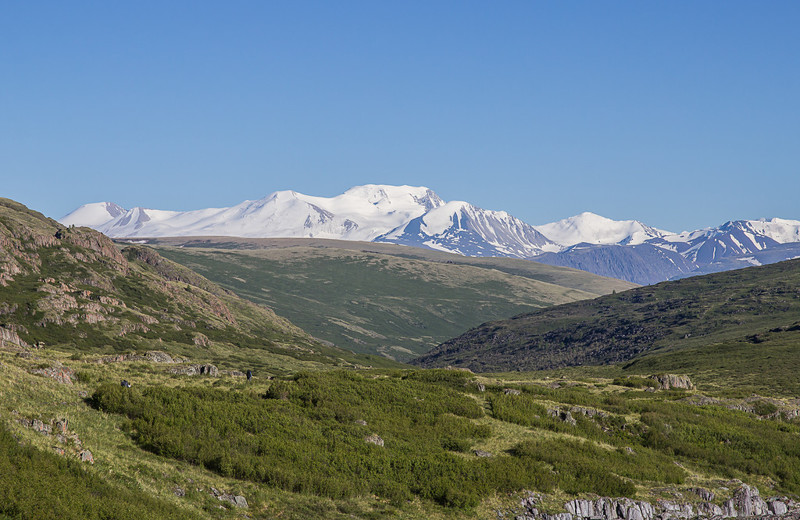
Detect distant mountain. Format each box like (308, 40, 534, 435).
(377, 201, 559, 258)
(61, 185, 560, 258)
(60, 201, 126, 227)
(533, 212, 669, 246)
(61, 186, 800, 284)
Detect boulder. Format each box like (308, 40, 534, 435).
(504, 388, 521, 396)
(650, 374, 694, 390)
(31, 362, 74, 385)
(768, 500, 788, 516)
(54, 418, 68, 435)
(79, 450, 94, 464)
(364, 434, 384, 447)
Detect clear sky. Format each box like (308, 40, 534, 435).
(2, 1, 798, 232)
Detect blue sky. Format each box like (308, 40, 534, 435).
(2, 1, 798, 232)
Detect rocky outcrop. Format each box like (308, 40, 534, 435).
(514, 486, 797, 520)
(209, 487, 248, 508)
(93, 350, 181, 364)
(650, 374, 695, 390)
(193, 333, 211, 347)
(0, 326, 29, 351)
(30, 362, 74, 385)
(168, 364, 218, 376)
(364, 434, 384, 447)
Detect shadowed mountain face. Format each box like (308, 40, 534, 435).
(412, 258, 800, 373)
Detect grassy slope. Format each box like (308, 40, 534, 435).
(148, 239, 633, 361)
(4, 347, 799, 520)
(0, 198, 400, 374)
(414, 258, 800, 373)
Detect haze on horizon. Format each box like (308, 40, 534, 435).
(2, 1, 798, 232)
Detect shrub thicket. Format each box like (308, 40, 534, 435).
(0, 424, 197, 520)
(93, 371, 553, 508)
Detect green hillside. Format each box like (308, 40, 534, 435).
(0, 198, 396, 374)
(4, 199, 800, 520)
(145, 237, 634, 361)
(413, 258, 800, 376)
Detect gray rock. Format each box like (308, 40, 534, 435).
(768, 500, 788, 516)
(504, 388, 521, 396)
(650, 374, 694, 390)
(697, 502, 724, 517)
(79, 449, 94, 464)
(174, 486, 185, 497)
(690, 487, 715, 501)
(364, 434, 384, 447)
(474, 449, 493, 457)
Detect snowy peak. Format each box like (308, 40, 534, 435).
(60, 202, 126, 227)
(59, 186, 800, 286)
(378, 200, 558, 258)
(534, 212, 671, 247)
(63, 185, 445, 242)
(727, 218, 800, 244)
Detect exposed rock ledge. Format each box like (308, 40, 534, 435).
(514, 485, 796, 520)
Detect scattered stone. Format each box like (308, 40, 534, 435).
(79, 449, 94, 464)
(169, 364, 219, 377)
(53, 446, 65, 456)
(624, 447, 635, 455)
(650, 374, 694, 391)
(193, 333, 210, 347)
(690, 487, 715, 501)
(364, 434, 384, 447)
(174, 486, 185, 497)
(54, 418, 68, 435)
(504, 388, 521, 396)
(548, 408, 577, 426)
(209, 487, 248, 508)
(473, 449, 493, 457)
(354, 419, 368, 426)
(30, 362, 74, 385)
(120, 379, 131, 388)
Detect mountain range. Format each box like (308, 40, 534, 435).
(61, 185, 800, 284)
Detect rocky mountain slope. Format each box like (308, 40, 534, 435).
(0, 198, 392, 373)
(62, 186, 800, 284)
(413, 257, 800, 374)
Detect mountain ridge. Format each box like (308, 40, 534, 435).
(61, 185, 800, 284)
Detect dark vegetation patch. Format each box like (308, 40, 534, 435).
(414, 258, 800, 372)
(0, 423, 198, 520)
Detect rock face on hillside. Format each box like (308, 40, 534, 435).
(515, 485, 797, 520)
(651, 374, 694, 390)
(0, 197, 326, 362)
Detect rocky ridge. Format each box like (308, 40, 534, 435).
(513, 485, 796, 520)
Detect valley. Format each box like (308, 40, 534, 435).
(144, 236, 633, 361)
(1, 197, 800, 520)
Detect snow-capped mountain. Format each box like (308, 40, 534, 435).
(377, 201, 559, 258)
(61, 185, 558, 258)
(61, 186, 800, 285)
(537, 217, 800, 284)
(65, 185, 444, 242)
(533, 212, 670, 247)
(60, 202, 126, 228)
